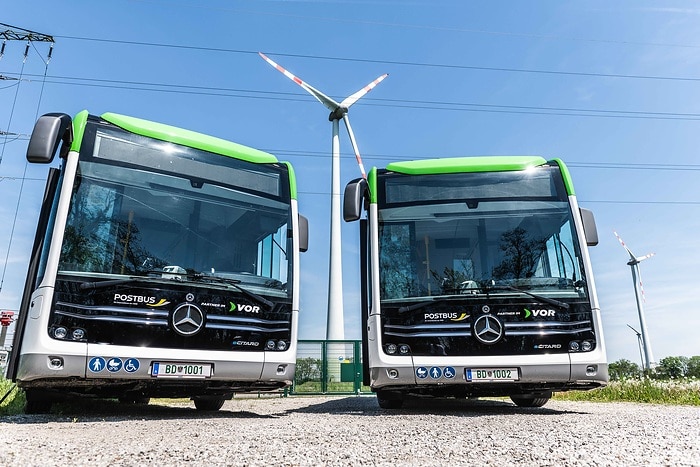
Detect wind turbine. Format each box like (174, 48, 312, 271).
(615, 231, 656, 370)
(259, 52, 387, 340)
(626, 324, 645, 372)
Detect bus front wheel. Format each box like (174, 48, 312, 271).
(376, 390, 404, 409)
(510, 393, 551, 408)
(24, 390, 53, 414)
(193, 396, 226, 411)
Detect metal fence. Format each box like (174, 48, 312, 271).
(291, 340, 369, 395)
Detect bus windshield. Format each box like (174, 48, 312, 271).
(58, 121, 292, 298)
(377, 166, 586, 303)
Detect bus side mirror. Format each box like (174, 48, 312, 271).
(580, 208, 598, 246)
(298, 214, 309, 252)
(26, 113, 73, 163)
(343, 179, 368, 222)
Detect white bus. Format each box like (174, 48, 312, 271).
(7, 111, 308, 413)
(344, 156, 607, 408)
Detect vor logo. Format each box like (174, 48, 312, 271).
(229, 302, 261, 313)
(523, 308, 556, 318)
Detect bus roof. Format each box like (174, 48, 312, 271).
(368, 156, 575, 202)
(385, 156, 548, 175)
(99, 112, 279, 164)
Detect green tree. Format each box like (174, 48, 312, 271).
(295, 357, 321, 385)
(687, 356, 700, 378)
(655, 356, 689, 379)
(608, 359, 641, 380)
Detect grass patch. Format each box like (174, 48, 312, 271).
(292, 381, 371, 394)
(0, 378, 25, 416)
(554, 378, 700, 405)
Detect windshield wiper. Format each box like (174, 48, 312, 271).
(188, 273, 275, 310)
(485, 283, 569, 309)
(78, 269, 174, 291)
(397, 298, 451, 313)
(79, 278, 142, 291)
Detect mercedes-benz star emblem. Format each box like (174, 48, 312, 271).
(171, 303, 205, 336)
(473, 314, 504, 345)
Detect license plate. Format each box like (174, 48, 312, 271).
(151, 362, 212, 378)
(465, 367, 519, 382)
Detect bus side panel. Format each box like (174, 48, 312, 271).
(360, 219, 370, 386)
(568, 194, 608, 375)
(8, 168, 61, 381)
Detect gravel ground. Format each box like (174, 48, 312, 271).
(1, 395, 699, 466)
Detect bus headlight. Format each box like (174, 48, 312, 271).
(265, 340, 276, 350)
(398, 344, 410, 355)
(72, 328, 86, 340)
(581, 340, 593, 352)
(569, 341, 580, 352)
(53, 327, 68, 339)
(277, 340, 287, 351)
(385, 343, 397, 355)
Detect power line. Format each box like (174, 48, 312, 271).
(0, 23, 53, 294)
(4, 71, 700, 122)
(51, 36, 700, 84)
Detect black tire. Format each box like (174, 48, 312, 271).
(193, 397, 226, 411)
(376, 390, 404, 409)
(510, 394, 550, 408)
(24, 398, 51, 414)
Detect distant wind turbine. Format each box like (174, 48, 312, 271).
(626, 324, 645, 371)
(259, 52, 387, 340)
(615, 231, 656, 370)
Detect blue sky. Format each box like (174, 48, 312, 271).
(1, 1, 699, 365)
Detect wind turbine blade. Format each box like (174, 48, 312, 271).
(342, 114, 367, 180)
(340, 74, 388, 109)
(613, 231, 637, 262)
(637, 253, 655, 262)
(258, 52, 341, 111)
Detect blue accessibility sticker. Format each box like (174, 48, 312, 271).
(88, 356, 106, 373)
(429, 366, 443, 379)
(106, 357, 123, 372)
(443, 366, 456, 379)
(123, 358, 140, 373)
(416, 366, 428, 379)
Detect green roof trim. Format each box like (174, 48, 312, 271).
(100, 112, 278, 164)
(368, 167, 378, 204)
(550, 158, 575, 196)
(70, 110, 90, 154)
(280, 161, 298, 200)
(385, 156, 548, 175)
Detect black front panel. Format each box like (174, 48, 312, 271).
(49, 279, 292, 351)
(381, 298, 596, 357)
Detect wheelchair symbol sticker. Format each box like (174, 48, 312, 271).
(124, 358, 140, 373)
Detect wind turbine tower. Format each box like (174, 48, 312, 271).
(259, 52, 387, 340)
(615, 232, 656, 370)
